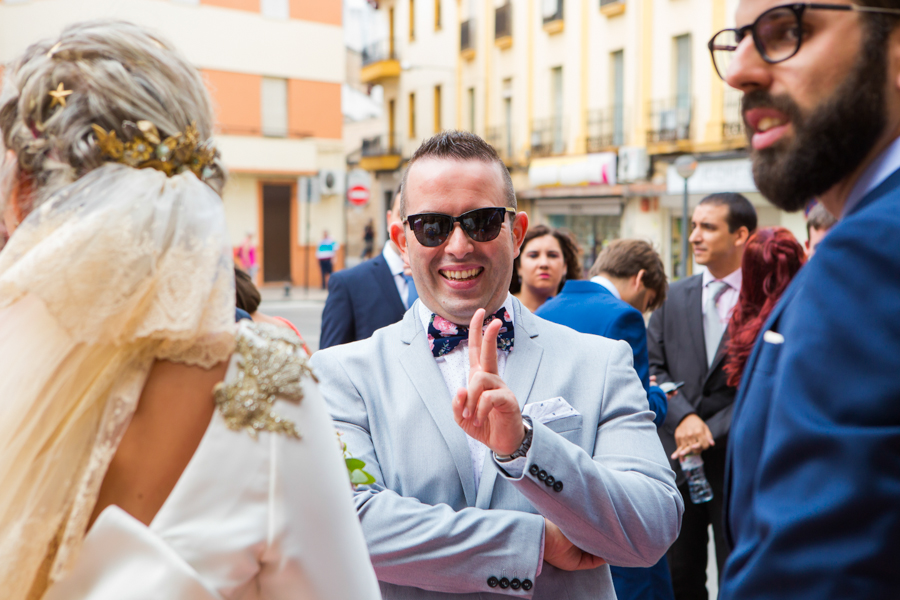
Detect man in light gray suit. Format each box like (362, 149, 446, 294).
(311, 131, 683, 599)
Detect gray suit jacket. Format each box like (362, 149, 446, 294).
(647, 275, 737, 486)
(311, 298, 683, 599)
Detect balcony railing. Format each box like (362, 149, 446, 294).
(486, 125, 514, 163)
(495, 3, 512, 39)
(361, 39, 397, 67)
(461, 19, 475, 52)
(530, 116, 566, 157)
(361, 133, 401, 157)
(586, 105, 627, 152)
(722, 89, 746, 142)
(646, 96, 692, 144)
(542, 0, 563, 24)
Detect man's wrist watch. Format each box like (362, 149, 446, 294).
(495, 416, 533, 462)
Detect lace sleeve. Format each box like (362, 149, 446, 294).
(0, 165, 235, 367)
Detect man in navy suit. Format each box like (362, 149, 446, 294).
(713, 2, 900, 598)
(320, 191, 414, 349)
(538, 239, 673, 600)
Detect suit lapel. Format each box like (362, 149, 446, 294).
(704, 328, 731, 387)
(398, 309, 477, 506)
(685, 276, 707, 366)
(372, 255, 407, 316)
(475, 299, 543, 509)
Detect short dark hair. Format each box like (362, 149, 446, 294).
(699, 192, 758, 234)
(806, 202, 837, 238)
(234, 267, 261, 314)
(588, 239, 667, 311)
(399, 130, 516, 219)
(509, 225, 582, 294)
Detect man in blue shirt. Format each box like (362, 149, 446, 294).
(538, 239, 673, 600)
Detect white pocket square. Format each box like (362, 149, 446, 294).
(523, 397, 580, 425)
(763, 330, 785, 344)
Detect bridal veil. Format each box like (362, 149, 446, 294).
(0, 22, 234, 600)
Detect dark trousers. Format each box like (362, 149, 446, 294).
(318, 258, 333, 289)
(667, 444, 730, 600)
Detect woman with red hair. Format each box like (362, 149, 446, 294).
(724, 227, 806, 388)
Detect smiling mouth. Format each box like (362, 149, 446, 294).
(440, 268, 483, 281)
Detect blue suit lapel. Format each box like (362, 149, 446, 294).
(398, 308, 477, 506)
(475, 299, 543, 509)
(723, 265, 808, 545)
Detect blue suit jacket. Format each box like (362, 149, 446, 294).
(320, 254, 406, 349)
(721, 167, 900, 599)
(537, 280, 667, 428)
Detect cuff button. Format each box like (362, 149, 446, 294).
(522, 579, 533, 590)
(529, 464, 540, 476)
(544, 475, 555, 487)
(510, 578, 521, 590)
(499, 577, 510, 589)
(537, 469, 547, 481)
(553, 480, 563, 493)
(487, 576, 499, 588)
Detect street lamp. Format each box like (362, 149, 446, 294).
(674, 154, 698, 279)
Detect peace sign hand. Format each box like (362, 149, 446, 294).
(451, 308, 525, 456)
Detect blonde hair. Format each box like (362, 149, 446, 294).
(0, 20, 226, 215)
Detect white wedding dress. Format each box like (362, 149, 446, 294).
(42, 321, 381, 600)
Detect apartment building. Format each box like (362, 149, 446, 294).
(361, 0, 807, 278)
(0, 0, 346, 287)
(356, 0, 457, 226)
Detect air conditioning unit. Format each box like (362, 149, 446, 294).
(617, 147, 649, 183)
(319, 169, 345, 196)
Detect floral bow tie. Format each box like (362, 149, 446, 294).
(427, 307, 514, 358)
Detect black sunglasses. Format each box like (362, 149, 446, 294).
(708, 2, 900, 81)
(406, 207, 516, 247)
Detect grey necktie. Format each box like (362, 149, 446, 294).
(704, 280, 729, 367)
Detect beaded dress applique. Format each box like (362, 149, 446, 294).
(213, 321, 316, 438)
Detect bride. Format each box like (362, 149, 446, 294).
(0, 21, 380, 600)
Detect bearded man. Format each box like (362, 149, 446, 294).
(708, 1, 900, 598)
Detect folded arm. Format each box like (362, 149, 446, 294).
(497, 341, 683, 567)
(311, 349, 545, 597)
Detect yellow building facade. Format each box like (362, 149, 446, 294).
(0, 0, 347, 288)
(361, 0, 807, 277)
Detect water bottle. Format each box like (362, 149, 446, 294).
(680, 453, 714, 504)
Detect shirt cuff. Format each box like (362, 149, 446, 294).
(494, 454, 528, 478)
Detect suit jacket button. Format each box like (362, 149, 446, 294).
(499, 577, 510, 589)
(487, 576, 499, 588)
(510, 578, 521, 590)
(522, 579, 533, 590)
(537, 469, 547, 481)
(553, 480, 563, 493)
(529, 464, 540, 476)
(544, 475, 555, 487)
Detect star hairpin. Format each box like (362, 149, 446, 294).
(48, 83, 73, 109)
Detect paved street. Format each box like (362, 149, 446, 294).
(259, 286, 328, 352)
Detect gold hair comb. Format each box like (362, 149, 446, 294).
(92, 120, 217, 180)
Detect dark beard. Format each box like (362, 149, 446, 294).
(744, 44, 888, 212)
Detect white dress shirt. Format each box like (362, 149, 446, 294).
(382, 242, 414, 309)
(590, 275, 622, 299)
(701, 268, 743, 329)
(843, 134, 900, 217)
(418, 295, 516, 491)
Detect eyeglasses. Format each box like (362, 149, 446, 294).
(708, 2, 900, 81)
(406, 207, 516, 247)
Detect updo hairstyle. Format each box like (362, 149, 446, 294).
(0, 20, 226, 218)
